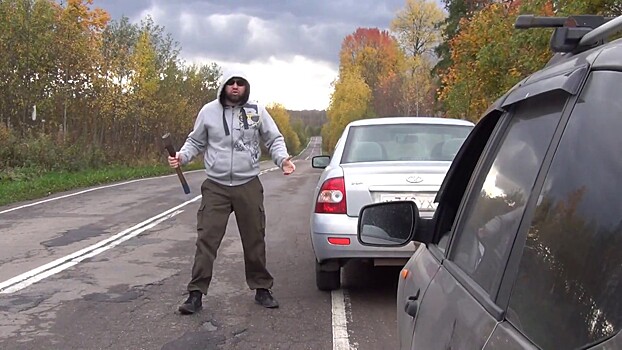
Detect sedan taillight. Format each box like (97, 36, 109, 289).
(315, 177, 347, 214)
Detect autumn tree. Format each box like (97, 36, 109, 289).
(52, 0, 109, 140)
(436, 0, 619, 121)
(390, 0, 446, 116)
(266, 103, 301, 155)
(339, 28, 405, 117)
(324, 27, 405, 152)
(0, 0, 223, 174)
(92, 15, 219, 158)
(128, 30, 161, 153)
(0, 0, 56, 131)
(323, 68, 372, 153)
(435, 0, 495, 75)
(392, 0, 446, 58)
(174, 63, 221, 136)
(95, 16, 139, 149)
(0, 1, 31, 166)
(438, 1, 552, 121)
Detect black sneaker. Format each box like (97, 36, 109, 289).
(178, 291, 202, 315)
(255, 288, 279, 308)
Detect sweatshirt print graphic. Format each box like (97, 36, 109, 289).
(234, 104, 261, 165)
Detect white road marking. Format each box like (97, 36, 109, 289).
(0, 178, 146, 215)
(305, 142, 317, 161)
(0, 172, 205, 215)
(306, 137, 355, 349)
(0, 211, 182, 294)
(332, 289, 354, 350)
(305, 138, 320, 160)
(305, 147, 314, 161)
(0, 197, 200, 294)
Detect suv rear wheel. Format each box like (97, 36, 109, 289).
(315, 260, 340, 291)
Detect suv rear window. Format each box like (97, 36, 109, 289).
(341, 124, 472, 163)
(508, 71, 622, 349)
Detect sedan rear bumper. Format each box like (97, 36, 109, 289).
(310, 213, 418, 263)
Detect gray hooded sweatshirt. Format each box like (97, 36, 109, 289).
(178, 70, 289, 186)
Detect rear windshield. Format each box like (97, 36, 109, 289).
(341, 123, 473, 163)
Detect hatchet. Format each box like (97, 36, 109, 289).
(162, 133, 191, 194)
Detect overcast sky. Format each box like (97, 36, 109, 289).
(94, 0, 414, 110)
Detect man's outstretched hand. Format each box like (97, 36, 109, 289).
(282, 156, 295, 175)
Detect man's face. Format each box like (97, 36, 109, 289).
(224, 78, 247, 105)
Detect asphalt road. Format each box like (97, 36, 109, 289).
(0, 136, 401, 350)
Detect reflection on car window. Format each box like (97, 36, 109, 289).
(449, 91, 566, 295)
(508, 72, 622, 350)
(341, 124, 472, 163)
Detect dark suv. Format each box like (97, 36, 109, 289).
(357, 14, 622, 350)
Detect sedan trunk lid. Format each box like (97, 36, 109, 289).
(342, 161, 451, 217)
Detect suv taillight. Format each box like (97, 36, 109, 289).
(315, 177, 347, 214)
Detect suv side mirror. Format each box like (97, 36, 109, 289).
(312, 155, 330, 169)
(357, 201, 419, 246)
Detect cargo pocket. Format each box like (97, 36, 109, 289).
(196, 203, 206, 232)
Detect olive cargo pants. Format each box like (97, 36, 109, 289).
(187, 177, 273, 294)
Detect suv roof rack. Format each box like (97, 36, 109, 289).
(515, 14, 622, 53)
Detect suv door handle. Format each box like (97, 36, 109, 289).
(404, 289, 420, 318)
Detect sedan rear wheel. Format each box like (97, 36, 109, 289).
(316, 260, 341, 291)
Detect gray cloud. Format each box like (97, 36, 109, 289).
(95, 0, 409, 67)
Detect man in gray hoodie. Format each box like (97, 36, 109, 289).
(168, 70, 295, 314)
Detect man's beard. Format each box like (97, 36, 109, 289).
(226, 91, 243, 105)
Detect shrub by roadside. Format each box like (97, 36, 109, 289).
(0, 127, 205, 207)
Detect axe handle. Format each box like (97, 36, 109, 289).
(162, 134, 191, 194)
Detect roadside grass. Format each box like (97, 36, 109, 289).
(0, 162, 205, 208)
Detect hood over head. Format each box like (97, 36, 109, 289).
(218, 70, 251, 107)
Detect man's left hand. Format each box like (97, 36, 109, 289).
(282, 156, 295, 175)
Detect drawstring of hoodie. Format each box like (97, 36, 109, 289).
(222, 106, 249, 136)
(240, 108, 249, 129)
(222, 109, 230, 136)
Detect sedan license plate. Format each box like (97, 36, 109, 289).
(379, 193, 437, 211)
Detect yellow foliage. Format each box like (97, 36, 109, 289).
(132, 31, 160, 97)
(438, 2, 552, 121)
(391, 0, 446, 57)
(323, 69, 372, 152)
(266, 103, 301, 154)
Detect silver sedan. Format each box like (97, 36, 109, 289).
(310, 117, 474, 290)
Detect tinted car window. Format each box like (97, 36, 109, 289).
(508, 72, 622, 349)
(450, 91, 565, 294)
(341, 124, 472, 163)
(436, 113, 503, 255)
